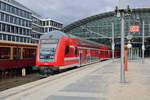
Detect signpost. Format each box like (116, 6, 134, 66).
(125, 45, 128, 71)
(142, 21, 145, 64)
(115, 0, 131, 83)
(112, 23, 115, 62)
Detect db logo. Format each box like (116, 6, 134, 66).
(130, 26, 140, 32)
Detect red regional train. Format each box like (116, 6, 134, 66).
(36, 30, 116, 75)
(0, 40, 37, 78)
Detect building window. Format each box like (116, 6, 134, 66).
(6, 14, 9, 22)
(22, 28, 25, 35)
(46, 21, 49, 26)
(16, 27, 19, 34)
(0, 34, 2, 40)
(22, 11, 25, 17)
(8, 35, 11, 41)
(3, 34, 6, 40)
(22, 19, 24, 26)
(13, 17, 16, 24)
(24, 12, 27, 18)
(1, 13, 4, 21)
(24, 38, 26, 43)
(1, 2, 6, 11)
(11, 26, 14, 33)
(16, 36, 19, 42)
(20, 37, 23, 42)
(6, 4, 10, 12)
(25, 21, 27, 27)
(2, 24, 6, 32)
(10, 15, 13, 23)
(29, 21, 31, 27)
(16, 8, 19, 15)
(16, 17, 19, 25)
(27, 29, 30, 35)
(9, 5, 12, 13)
(14, 26, 17, 33)
(14, 7, 17, 14)
(43, 21, 45, 26)
(0, 23, 1, 31)
(12, 36, 15, 41)
(20, 28, 22, 35)
(18, 9, 20, 16)
(12, 7, 15, 13)
(18, 27, 21, 34)
(49, 28, 52, 32)
(7, 25, 11, 32)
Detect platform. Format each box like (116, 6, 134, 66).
(0, 59, 150, 100)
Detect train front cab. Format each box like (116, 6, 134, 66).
(36, 31, 75, 74)
(36, 31, 112, 75)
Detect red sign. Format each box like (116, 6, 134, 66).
(130, 26, 140, 32)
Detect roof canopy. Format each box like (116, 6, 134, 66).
(62, 8, 150, 47)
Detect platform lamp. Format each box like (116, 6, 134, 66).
(114, 5, 132, 83)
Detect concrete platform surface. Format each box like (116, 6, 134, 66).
(0, 59, 150, 100)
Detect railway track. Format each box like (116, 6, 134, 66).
(0, 62, 90, 92)
(0, 73, 41, 92)
(0, 60, 112, 100)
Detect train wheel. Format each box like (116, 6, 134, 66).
(39, 69, 54, 78)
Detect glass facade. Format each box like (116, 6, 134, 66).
(42, 20, 63, 31)
(0, 0, 63, 44)
(0, 0, 32, 43)
(63, 9, 150, 46)
(0, 1, 31, 19)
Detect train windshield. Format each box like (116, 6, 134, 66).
(39, 39, 58, 60)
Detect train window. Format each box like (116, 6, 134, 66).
(23, 48, 36, 59)
(29, 49, 36, 58)
(0, 47, 10, 59)
(65, 46, 69, 55)
(23, 48, 29, 59)
(13, 48, 17, 59)
(74, 47, 78, 55)
(13, 48, 21, 60)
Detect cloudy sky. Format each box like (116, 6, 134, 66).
(17, 0, 150, 26)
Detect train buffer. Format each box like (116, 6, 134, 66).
(0, 59, 150, 100)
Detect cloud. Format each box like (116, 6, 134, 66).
(16, 0, 150, 26)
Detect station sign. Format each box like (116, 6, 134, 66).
(130, 25, 140, 32)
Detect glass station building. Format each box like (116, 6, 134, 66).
(62, 8, 150, 59)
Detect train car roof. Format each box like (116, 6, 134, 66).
(40, 30, 67, 40)
(40, 30, 109, 48)
(0, 40, 37, 46)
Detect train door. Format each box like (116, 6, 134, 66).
(79, 51, 83, 66)
(85, 56, 87, 64)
